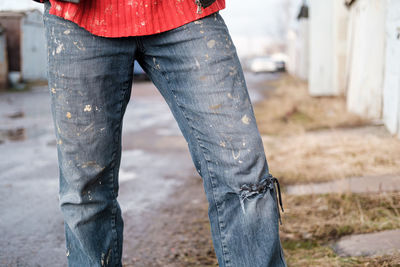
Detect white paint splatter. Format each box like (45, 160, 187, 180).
(84, 105, 92, 112)
(241, 114, 250, 125)
(56, 43, 64, 54)
(232, 150, 241, 160)
(195, 58, 200, 69)
(153, 58, 160, 70)
(207, 40, 216, 48)
(73, 41, 86, 51)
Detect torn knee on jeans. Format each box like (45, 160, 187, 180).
(238, 174, 284, 224)
(101, 248, 112, 266)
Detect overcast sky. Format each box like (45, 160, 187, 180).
(0, 0, 43, 11)
(222, 0, 291, 39)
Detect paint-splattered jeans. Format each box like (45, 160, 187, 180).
(43, 2, 286, 267)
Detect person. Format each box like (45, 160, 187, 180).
(37, 0, 287, 266)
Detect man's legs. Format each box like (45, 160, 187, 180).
(43, 2, 136, 266)
(138, 13, 287, 267)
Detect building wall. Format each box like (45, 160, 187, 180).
(333, 1, 349, 96)
(309, 0, 334, 95)
(346, 0, 386, 119)
(0, 13, 22, 72)
(383, 0, 400, 137)
(297, 20, 309, 80)
(0, 29, 8, 90)
(308, 0, 348, 96)
(287, 19, 309, 81)
(287, 29, 298, 76)
(21, 10, 46, 80)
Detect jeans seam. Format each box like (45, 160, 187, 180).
(274, 187, 287, 267)
(150, 69, 232, 267)
(108, 82, 129, 266)
(279, 243, 286, 267)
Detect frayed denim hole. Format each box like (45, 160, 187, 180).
(238, 177, 274, 214)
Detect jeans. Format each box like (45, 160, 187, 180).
(43, 2, 286, 266)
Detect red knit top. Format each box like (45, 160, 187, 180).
(49, 0, 225, 37)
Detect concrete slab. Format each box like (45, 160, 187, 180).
(333, 229, 400, 257)
(286, 174, 400, 195)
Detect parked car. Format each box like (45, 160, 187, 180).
(248, 53, 288, 73)
(271, 53, 288, 72)
(249, 56, 278, 73)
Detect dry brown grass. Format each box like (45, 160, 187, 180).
(252, 74, 400, 185)
(261, 128, 400, 185)
(281, 192, 400, 267)
(250, 74, 400, 266)
(280, 192, 400, 242)
(284, 245, 400, 267)
(161, 190, 400, 267)
(254, 74, 367, 136)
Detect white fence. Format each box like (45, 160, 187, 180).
(293, 0, 400, 138)
(308, 0, 348, 96)
(383, 0, 400, 137)
(346, 0, 386, 119)
(287, 19, 309, 81)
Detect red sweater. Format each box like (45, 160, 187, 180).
(49, 0, 225, 37)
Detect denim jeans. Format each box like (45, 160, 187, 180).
(43, 2, 286, 266)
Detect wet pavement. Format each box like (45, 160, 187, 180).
(0, 72, 277, 266)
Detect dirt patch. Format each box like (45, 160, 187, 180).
(122, 176, 218, 267)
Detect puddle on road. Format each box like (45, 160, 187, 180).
(0, 128, 26, 142)
(6, 111, 25, 119)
